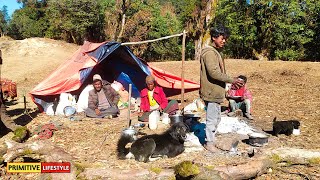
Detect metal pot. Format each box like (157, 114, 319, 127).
(169, 114, 184, 125)
(248, 132, 269, 147)
(63, 106, 76, 116)
(122, 127, 137, 136)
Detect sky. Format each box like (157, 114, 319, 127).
(0, 0, 22, 18)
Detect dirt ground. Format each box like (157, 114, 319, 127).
(1, 37, 320, 179)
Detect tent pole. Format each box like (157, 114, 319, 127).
(180, 30, 186, 110)
(128, 84, 132, 127)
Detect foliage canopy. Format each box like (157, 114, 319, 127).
(2, 0, 320, 61)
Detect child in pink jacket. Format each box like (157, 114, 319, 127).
(226, 75, 253, 120)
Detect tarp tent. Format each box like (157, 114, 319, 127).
(30, 41, 200, 111)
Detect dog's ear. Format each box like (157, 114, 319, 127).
(169, 128, 179, 140)
(273, 117, 277, 122)
(292, 120, 300, 128)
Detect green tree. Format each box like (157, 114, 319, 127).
(215, 0, 318, 61)
(7, 2, 48, 39)
(214, 0, 256, 59)
(102, 0, 183, 61)
(303, 0, 320, 61)
(0, 6, 9, 36)
(162, 0, 217, 61)
(45, 0, 104, 44)
(145, 3, 183, 61)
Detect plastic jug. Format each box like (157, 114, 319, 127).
(161, 113, 170, 125)
(149, 110, 160, 130)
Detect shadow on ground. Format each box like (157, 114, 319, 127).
(12, 109, 39, 126)
(0, 108, 38, 138)
(2, 99, 19, 106)
(0, 121, 11, 138)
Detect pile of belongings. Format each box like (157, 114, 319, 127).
(1, 78, 17, 100)
(44, 81, 138, 116)
(32, 123, 59, 140)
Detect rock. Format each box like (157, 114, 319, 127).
(12, 126, 29, 143)
(192, 167, 230, 180)
(174, 161, 200, 178)
(0, 141, 8, 156)
(215, 133, 246, 151)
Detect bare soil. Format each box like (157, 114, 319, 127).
(1, 37, 319, 179)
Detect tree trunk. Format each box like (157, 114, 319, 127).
(70, 32, 77, 44)
(253, 49, 269, 61)
(117, 14, 126, 42)
(214, 158, 273, 179)
(205, 0, 215, 25)
(193, 0, 216, 61)
(194, 37, 203, 61)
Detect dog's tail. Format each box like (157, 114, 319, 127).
(117, 134, 134, 159)
(273, 117, 277, 122)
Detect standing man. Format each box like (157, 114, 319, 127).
(200, 25, 242, 152)
(85, 74, 120, 118)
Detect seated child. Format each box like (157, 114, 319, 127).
(226, 75, 253, 120)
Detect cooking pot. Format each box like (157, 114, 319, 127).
(248, 132, 269, 147)
(122, 127, 137, 137)
(169, 114, 184, 125)
(63, 106, 76, 116)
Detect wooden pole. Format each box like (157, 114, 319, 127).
(128, 84, 132, 127)
(24, 95, 27, 113)
(181, 30, 186, 110)
(0, 50, 2, 65)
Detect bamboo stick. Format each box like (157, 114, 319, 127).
(181, 30, 186, 110)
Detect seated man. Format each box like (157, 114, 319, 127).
(138, 75, 178, 122)
(85, 74, 120, 118)
(226, 75, 253, 120)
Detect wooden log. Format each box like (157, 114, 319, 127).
(214, 158, 273, 179)
(266, 147, 320, 164)
(80, 168, 174, 180)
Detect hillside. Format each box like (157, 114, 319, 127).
(1, 38, 320, 179)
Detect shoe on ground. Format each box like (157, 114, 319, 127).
(245, 113, 254, 120)
(204, 144, 221, 153)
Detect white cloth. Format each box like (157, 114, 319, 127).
(216, 116, 255, 135)
(55, 93, 76, 115)
(77, 85, 94, 112)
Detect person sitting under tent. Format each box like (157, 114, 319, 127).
(138, 75, 179, 122)
(85, 74, 120, 118)
(226, 75, 253, 120)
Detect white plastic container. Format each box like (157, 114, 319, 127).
(149, 110, 160, 130)
(161, 113, 170, 125)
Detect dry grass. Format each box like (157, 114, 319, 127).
(1, 38, 320, 179)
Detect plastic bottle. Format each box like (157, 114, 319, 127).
(161, 113, 170, 124)
(148, 110, 160, 130)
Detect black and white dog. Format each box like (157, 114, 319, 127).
(272, 117, 300, 136)
(117, 122, 189, 162)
